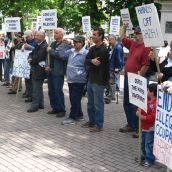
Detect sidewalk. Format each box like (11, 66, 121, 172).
(0, 76, 167, 172)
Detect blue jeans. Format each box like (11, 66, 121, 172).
(4, 58, 11, 83)
(87, 82, 105, 129)
(141, 131, 155, 164)
(48, 73, 65, 112)
(123, 75, 138, 130)
(68, 83, 85, 120)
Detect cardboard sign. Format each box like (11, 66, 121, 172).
(109, 16, 120, 35)
(153, 85, 172, 170)
(120, 8, 133, 34)
(42, 9, 57, 30)
(135, 3, 164, 47)
(82, 16, 91, 33)
(0, 41, 5, 59)
(128, 72, 147, 112)
(4, 17, 21, 32)
(12, 50, 31, 79)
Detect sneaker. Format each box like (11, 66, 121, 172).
(119, 125, 134, 133)
(81, 121, 95, 128)
(89, 126, 103, 132)
(142, 161, 153, 167)
(76, 116, 84, 121)
(61, 118, 76, 125)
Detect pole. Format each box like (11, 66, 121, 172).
(138, 118, 142, 164)
(48, 30, 51, 66)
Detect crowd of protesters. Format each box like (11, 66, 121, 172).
(0, 22, 172, 168)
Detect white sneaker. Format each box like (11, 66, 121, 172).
(61, 118, 76, 125)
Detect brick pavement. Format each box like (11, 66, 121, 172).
(0, 76, 168, 172)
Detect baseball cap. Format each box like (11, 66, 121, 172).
(133, 26, 142, 34)
(73, 35, 85, 42)
(23, 30, 33, 37)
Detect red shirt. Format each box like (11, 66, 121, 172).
(122, 38, 151, 74)
(138, 98, 157, 130)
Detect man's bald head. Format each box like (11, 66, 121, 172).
(54, 27, 64, 42)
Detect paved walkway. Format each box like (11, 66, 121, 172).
(0, 76, 167, 172)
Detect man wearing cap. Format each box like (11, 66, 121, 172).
(46, 27, 71, 117)
(22, 30, 37, 102)
(82, 27, 109, 132)
(53, 35, 88, 125)
(119, 23, 151, 136)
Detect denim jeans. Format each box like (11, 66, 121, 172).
(123, 75, 138, 130)
(48, 73, 65, 112)
(141, 131, 155, 164)
(4, 58, 11, 83)
(68, 83, 85, 120)
(87, 82, 105, 129)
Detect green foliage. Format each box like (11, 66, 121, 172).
(0, 0, 161, 33)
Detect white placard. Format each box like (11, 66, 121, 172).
(4, 17, 21, 32)
(109, 16, 120, 35)
(135, 3, 164, 47)
(128, 72, 147, 112)
(82, 16, 91, 33)
(12, 50, 31, 79)
(153, 85, 172, 170)
(0, 41, 5, 59)
(36, 16, 42, 31)
(120, 8, 133, 34)
(41, 9, 57, 30)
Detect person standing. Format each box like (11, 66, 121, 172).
(46, 28, 71, 117)
(82, 28, 109, 132)
(27, 31, 48, 112)
(119, 24, 151, 135)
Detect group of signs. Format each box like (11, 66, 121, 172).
(1, 4, 171, 169)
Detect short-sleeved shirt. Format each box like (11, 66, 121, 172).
(122, 37, 151, 74)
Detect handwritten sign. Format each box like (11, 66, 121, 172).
(153, 85, 172, 170)
(82, 16, 91, 33)
(41, 9, 57, 30)
(36, 16, 42, 31)
(4, 17, 21, 32)
(109, 16, 120, 35)
(0, 41, 5, 59)
(135, 3, 164, 47)
(120, 8, 133, 34)
(12, 50, 31, 79)
(128, 72, 147, 112)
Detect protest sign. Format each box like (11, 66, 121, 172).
(128, 72, 147, 112)
(109, 16, 120, 35)
(153, 85, 172, 170)
(82, 16, 91, 33)
(41, 9, 57, 30)
(120, 8, 133, 34)
(36, 16, 42, 30)
(135, 3, 164, 47)
(4, 17, 21, 32)
(0, 41, 5, 59)
(12, 50, 31, 79)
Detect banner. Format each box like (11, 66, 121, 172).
(153, 85, 172, 170)
(120, 8, 133, 34)
(41, 9, 57, 30)
(12, 50, 31, 79)
(82, 16, 91, 33)
(109, 16, 120, 35)
(0, 41, 5, 59)
(36, 16, 42, 31)
(128, 72, 147, 112)
(135, 3, 164, 47)
(4, 17, 21, 32)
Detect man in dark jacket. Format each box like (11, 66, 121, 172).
(27, 31, 48, 112)
(82, 27, 109, 132)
